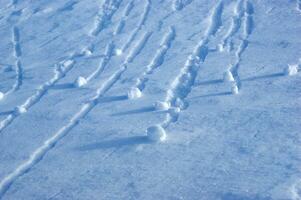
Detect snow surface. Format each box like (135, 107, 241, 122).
(0, 0, 301, 199)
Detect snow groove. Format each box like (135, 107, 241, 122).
(0, 59, 78, 134)
(0, 31, 151, 198)
(114, 0, 135, 35)
(226, 0, 253, 94)
(120, 0, 151, 53)
(145, 1, 224, 135)
(86, 42, 115, 82)
(172, 0, 193, 11)
(90, 0, 123, 36)
(219, 0, 244, 52)
(132, 26, 175, 95)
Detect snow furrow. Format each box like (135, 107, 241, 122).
(172, 0, 193, 11)
(219, 0, 244, 52)
(0, 32, 151, 198)
(0, 59, 78, 134)
(144, 1, 224, 139)
(227, 0, 253, 94)
(114, 0, 135, 35)
(132, 26, 175, 95)
(120, 0, 151, 53)
(90, 0, 123, 36)
(0, 0, 126, 131)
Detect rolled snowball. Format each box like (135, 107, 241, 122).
(285, 64, 299, 76)
(146, 125, 167, 142)
(128, 87, 142, 99)
(154, 101, 170, 111)
(75, 76, 87, 88)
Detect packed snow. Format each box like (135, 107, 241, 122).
(0, 0, 300, 199)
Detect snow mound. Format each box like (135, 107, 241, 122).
(0, 92, 4, 101)
(224, 70, 235, 82)
(154, 101, 170, 111)
(146, 125, 167, 142)
(128, 87, 142, 99)
(285, 64, 299, 76)
(115, 48, 123, 56)
(15, 106, 27, 114)
(231, 83, 239, 94)
(75, 76, 88, 88)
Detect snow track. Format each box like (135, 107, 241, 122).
(0, 29, 151, 198)
(90, 0, 123, 36)
(114, 0, 135, 35)
(132, 26, 175, 94)
(120, 0, 151, 52)
(146, 1, 224, 130)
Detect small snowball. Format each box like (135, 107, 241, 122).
(75, 76, 87, 88)
(82, 48, 93, 56)
(15, 106, 27, 114)
(218, 43, 225, 52)
(224, 70, 235, 82)
(154, 101, 170, 111)
(115, 48, 123, 56)
(0, 92, 4, 101)
(128, 87, 142, 99)
(146, 125, 167, 142)
(285, 64, 299, 76)
(231, 83, 239, 94)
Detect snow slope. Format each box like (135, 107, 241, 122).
(0, 0, 300, 199)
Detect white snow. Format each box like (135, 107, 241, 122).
(153, 101, 170, 111)
(0, 92, 4, 101)
(74, 76, 88, 88)
(285, 64, 299, 76)
(127, 87, 142, 99)
(0, 0, 300, 199)
(146, 125, 167, 142)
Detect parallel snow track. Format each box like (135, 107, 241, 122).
(0, 31, 152, 199)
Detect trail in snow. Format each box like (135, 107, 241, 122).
(172, 0, 193, 11)
(0, 31, 152, 199)
(119, 0, 151, 53)
(130, 26, 175, 96)
(226, 0, 254, 94)
(297, 0, 301, 13)
(144, 1, 224, 136)
(114, 0, 135, 35)
(219, 0, 244, 52)
(0, 0, 124, 133)
(90, 0, 123, 36)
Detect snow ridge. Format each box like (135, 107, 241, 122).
(132, 26, 175, 96)
(226, 0, 254, 94)
(0, 30, 151, 198)
(114, 0, 135, 35)
(90, 0, 123, 36)
(145, 1, 224, 136)
(120, 0, 151, 52)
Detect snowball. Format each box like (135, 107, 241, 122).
(82, 48, 92, 56)
(128, 87, 142, 99)
(224, 70, 235, 82)
(15, 106, 27, 114)
(75, 76, 87, 87)
(0, 92, 4, 101)
(218, 43, 225, 52)
(115, 48, 123, 56)
(285, 64, 299, 76)
(231, 83, 239, 94)
(146, 125, 167, 142)
(154, 101, 170, 111)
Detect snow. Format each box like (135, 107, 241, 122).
(0, 0, 300, 199)
(146, 125, 167, 142)
(74, 76, 88, 88)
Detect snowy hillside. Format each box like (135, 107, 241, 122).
(0, 0, 301, 199)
